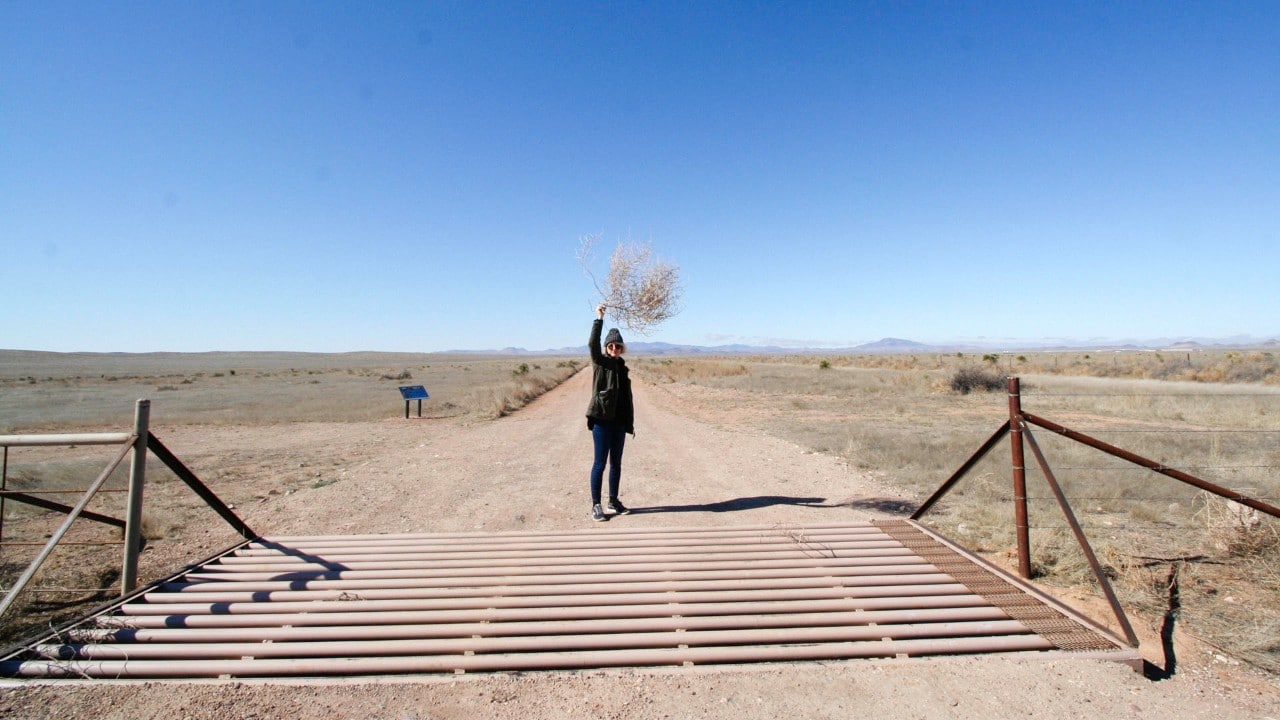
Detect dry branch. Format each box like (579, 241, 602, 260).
(578, 234, 682, 335)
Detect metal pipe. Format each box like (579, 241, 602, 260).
(216, 543, 916, 564)
(3, 635, 1056, 678)
(72, 606, 1014, 644)
(122, 582, 976, 617)
(0, 492, 125, 528)
(159, 566, 948, 594)
(181, 555, 936, 583)
(98, 594, 998, 629)
(231, 537, 902, 559)
(0, 488, 129, 494)
(265, 521, 887, 543)
(204, 549, 915, 572)
(209, 542, 916, 567)
(121, 400, 150, 593)
(165, 556, 947, 589)
(140, 572, 962, 605)
(187, 556, 929, 581)
(233, 530, 898, 558)
(0, 433, 134, 447)
(37, 619, 1036, 661)
(250, 525, 892, 551)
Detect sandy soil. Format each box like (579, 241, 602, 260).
(4, 370, 1280, 719)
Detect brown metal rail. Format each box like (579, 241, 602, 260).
(912, 375, 1280, 649)
(1, 521, 1135, 679)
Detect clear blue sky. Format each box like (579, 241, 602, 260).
(4, 2, 1277, 353)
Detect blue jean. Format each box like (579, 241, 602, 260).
(589, 421, 627, 505)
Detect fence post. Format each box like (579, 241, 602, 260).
(1008, 377, 1032, 578)
(1, 445, 8, 547)
(121, 399, 150, 593)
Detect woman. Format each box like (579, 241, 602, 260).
(585, 303, 635, 522)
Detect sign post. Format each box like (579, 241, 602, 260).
(398, 385, 429, 418)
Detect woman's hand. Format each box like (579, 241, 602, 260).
(596, 304, 606, 320)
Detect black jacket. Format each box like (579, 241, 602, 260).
(586, 318, 634, 434)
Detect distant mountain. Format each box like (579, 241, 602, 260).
(450, 334, 1280, 357)
(852, 337, 933, 353)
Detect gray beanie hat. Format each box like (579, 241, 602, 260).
(604, 328, 625, 347)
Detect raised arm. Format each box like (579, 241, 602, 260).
(589, 305, 606, 364)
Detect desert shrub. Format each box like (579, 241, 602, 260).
(579, 234, 682, 335)
(949, 366, 1005, 394)
(1198, 493, 1280, 557)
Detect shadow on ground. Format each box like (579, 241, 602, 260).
(629, 495, 828, 514)
(1144, 562, 1181, 681)
(840, 497, 918, 516)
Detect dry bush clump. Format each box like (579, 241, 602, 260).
(578, 234, 682, 335)
(1197, 492, 1279, 557)
(949, 366, 1006, 394)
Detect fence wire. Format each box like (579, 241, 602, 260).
(923, 387, 1280, 673)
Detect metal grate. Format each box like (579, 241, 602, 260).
(1, 521, 1135, 679)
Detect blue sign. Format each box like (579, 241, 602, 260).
(399, 385, 429, 400)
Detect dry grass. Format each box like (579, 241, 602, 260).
(0, 351, 583, 432)
(817, 348, 1280, 386)
(0, 351, 583, 645)
(470, 361, 584, 419)
(632, 353, 1280, 672)
(641, 358, 751, 383)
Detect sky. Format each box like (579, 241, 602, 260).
(3, 1, 1277, 353)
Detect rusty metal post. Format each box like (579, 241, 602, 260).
(1021, 426, 1140, 646)
(121, 399, 150, 593)
(1007, 377, 1031, 578)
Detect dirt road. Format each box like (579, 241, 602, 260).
(235, 368, 900, 537)
(3, 370, 1279, 719)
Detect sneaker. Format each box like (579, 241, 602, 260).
(591, 504, 607, 522)
(606, 498, 631, 515)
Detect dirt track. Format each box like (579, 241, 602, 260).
(3, 370, 1280, 719)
